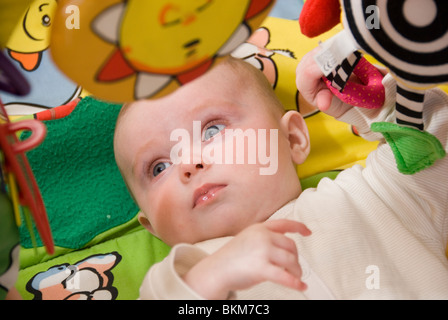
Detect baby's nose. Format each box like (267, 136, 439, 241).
(181, 163, 204, 180)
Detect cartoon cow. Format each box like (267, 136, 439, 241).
(26, 252, 121, 300)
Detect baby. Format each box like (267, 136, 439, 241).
(114, 55, 448, 299)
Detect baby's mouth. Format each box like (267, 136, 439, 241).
(193, 183, 226, 208)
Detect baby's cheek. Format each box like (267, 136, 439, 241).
(149, 187, 191, 244)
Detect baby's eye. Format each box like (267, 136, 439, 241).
(203, 124, 225, 141)
(152, 161, 171, 177)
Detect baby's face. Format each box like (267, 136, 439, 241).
(114, 61, 304, 245)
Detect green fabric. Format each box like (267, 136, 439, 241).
(300, 170, 341, 190)
(371, 122, 446, 175)
(19, 213, 143, 269)
(19, 96, 139, 249)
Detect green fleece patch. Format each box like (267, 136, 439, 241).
(371, 122, 446, 175)
(19, 97, 139, 249)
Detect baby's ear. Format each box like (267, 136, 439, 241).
(280, 111, 310, 165)
(138, 211, 157, 235)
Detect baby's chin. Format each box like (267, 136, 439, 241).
(170, 221, 250, 246)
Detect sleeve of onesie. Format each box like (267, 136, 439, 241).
(139, 243, 236, 300)
(139, 244, 208, 300)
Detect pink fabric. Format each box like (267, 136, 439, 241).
(324, 57, 385, 109)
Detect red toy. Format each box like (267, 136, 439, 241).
(299, 0, 341, 38)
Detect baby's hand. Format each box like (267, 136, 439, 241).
(183, 219, 311, 299)
(296, 47, 351, 118)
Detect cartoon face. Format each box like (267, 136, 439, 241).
(120, 0, 251, 74)
(7, 0, 57, 53)
(50, 0, 275, 102)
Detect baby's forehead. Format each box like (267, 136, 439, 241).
(126, 94, 230, 118)
(117, 60, 268, 132)
(124, 80, 246, 119)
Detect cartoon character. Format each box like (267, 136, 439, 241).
(232, 26, 319, 118)
(26, 252, 121, 300)
(7, 0, 57, 71)
(50, 0, 275, 102)
(299, 0, 448, 174)
(2, 0, 82, 115)
(233, 27, 285, 88)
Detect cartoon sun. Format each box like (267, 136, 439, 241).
(50, 0, 275, 102)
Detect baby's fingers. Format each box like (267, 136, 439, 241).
(263, 220, 310, 291)
(265, 219, 312, 237)
(263, 262, 308, 291)
(271, 247, 304, 281)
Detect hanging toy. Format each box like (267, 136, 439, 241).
(0, 50, 54, 255)
(0, 49, 54, 299)
(49, 0, 276, 103)
(299, 0, 448, 174)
